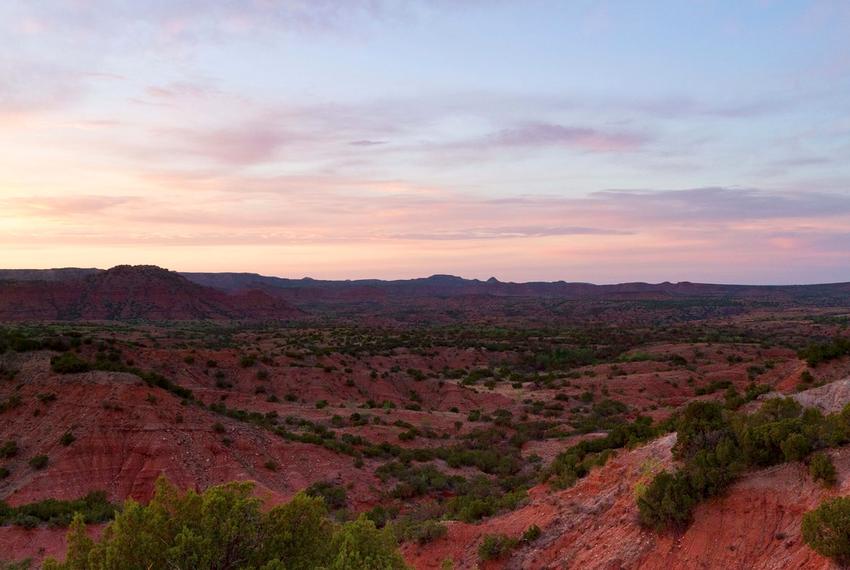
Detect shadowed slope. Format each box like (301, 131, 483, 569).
(0, 265, 302, 321)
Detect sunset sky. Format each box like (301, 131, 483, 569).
(2, 1, 850, 283)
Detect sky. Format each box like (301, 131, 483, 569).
(1, 1, 850, 284)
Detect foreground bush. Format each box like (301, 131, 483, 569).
(44, 477, 408, 570)
(802, 497, 850, 565)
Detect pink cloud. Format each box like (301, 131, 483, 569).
(4, 180, 850, 284)
(145, 82, 219, 100)
(157, 125, 291, 166)
(490, 123, 649, 153)
(3, 195, 137, 217)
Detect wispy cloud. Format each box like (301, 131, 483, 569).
(590, 187, 850, 221)
(0, 61, 91, 118)
(388, 225, 632, 241)
(0, 1, 492, 48)
(145, 81, 220, 101)
(2, 1, 849, 282)
(489, 122, 649, 153)
(3, 181, 850, 282)
(2, 195, 137, 217)
(8, 181, 850, 240)
(175, 125, 291, 166)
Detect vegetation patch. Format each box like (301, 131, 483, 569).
(43, 478, 407, 570)
(0, 491, 116, 528)
(638, 398, 850, 530)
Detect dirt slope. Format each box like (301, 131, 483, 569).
(0, 351, 379, 564)
(792, 378, 850, 413)
(407, 379, 850, 569)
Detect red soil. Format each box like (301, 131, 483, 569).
(404, 431, 849, 569)
(2, 317, 850, 568)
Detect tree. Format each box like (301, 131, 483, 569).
(802, 497, 850, 565)
(672, 402, 728, 461)
(43, 513, 92, 570)
(43, 477, 407, 570)
(329, 516, 408, 570)
(781, 433, 811, 462)
(260, 493, 334, 570)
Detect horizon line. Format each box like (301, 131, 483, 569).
(2, 264, 849, 289)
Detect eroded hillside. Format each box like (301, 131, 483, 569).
(1, 306, 849, 568)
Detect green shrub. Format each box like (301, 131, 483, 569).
(669, 354, 688, 366)
(672, 401, 728, 460)
(36, 392, 57, 404)
(0, 491, 115, 527)
(365, 505, 395, 529)
(547, 415, 659, 489)
(378, 463, 464, 500)
(522, 524, 541, 542)
(809, 452, 837, 486)
(637, 471, 697, 530)
(407, 520, 447, 545)
(50, 352, 90, 374)
(0, 441, 17, 459)
(694, 380, 731, 396)
(0, 559, 31, 569)
(802, 496, 850, 565)
(798, 337, 850, 367)
(478, 534, 517, 561)
(781, 433, 811, 462)
(59, 432, 75, 447)
(328, 515, 408, 570)
(305, 481, 347, 510)
(0, 395, 21, 413)
(42, 478, 408, 570)
(28, 455, 48, 470)
(640, 397, 850, 531)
